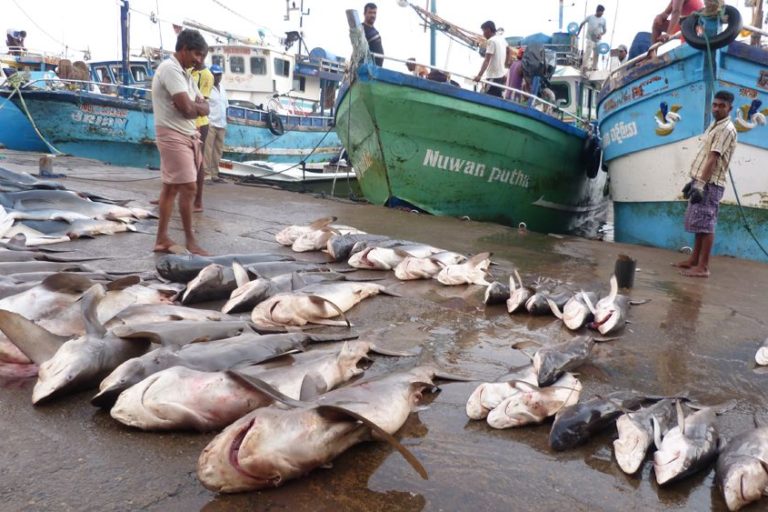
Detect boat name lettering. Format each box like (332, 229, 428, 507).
(78, 104, 128, 118)
(71, 110, 128, 131)
(603, 121, 638, 147)
(422, 149, 530, 188)
(224, 46, 251, 55)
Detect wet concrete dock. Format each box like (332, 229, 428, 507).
(1, 149, 767, 511)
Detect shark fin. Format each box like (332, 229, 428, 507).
(299, 371, 328, 401)
(547, 298, 564, 319)
(307, 294, 350, 327)
(226, 370, 307, 408)
(676, 399, 686, 437)
(106, 275, 141, 291)
(315, 404, 428, 480)
(82, 284, 107, 338)
(41, 273, 93, 294)
(308, 216, 337, 230)
(0, 310, 69, 364)
(232, 261, 250, 288)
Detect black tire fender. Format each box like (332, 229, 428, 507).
(681, 5, 742, 51)
(267, 111, 285, 136)
(583, 135, 602, 179)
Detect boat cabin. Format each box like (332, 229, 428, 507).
(208, 43, 345, 116)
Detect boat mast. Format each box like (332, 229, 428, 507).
(752, 0, 764, 47)
(121, 0, 131, 86)
(430, 0, 437, 66)
(559, 0, 564, 31)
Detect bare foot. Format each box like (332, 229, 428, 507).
(193, 206, 204, 213)
(186, 243, 210, 256)
(153, 240, 187, 254)
(681, 267, 709, 278)
(150, 199, 159, 205)
(672, 260, 695, 269)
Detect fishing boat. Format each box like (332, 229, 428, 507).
(0, 48, 59, 152)
(597, 4, 768, 263)
(0, 1, 344, 168)
(336, 4, 608, 236)
(218, 157, 359, 197)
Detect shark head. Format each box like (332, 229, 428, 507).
(720, 456, 768, 512)
(613, 414, 651, 474)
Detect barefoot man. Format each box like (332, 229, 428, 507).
(151, 29, 210, 256)
(675, 90, 737, 278)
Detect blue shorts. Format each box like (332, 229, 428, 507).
(684, 183, 725, 234)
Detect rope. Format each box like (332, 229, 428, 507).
(10, 83, 63, 155)
(701, 17, 768, 258)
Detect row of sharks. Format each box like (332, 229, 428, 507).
(1, 203, 767, 510)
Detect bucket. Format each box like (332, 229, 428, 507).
(614, 254, 636, 289)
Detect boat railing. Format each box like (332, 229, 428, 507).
(370, 53, 591, 130)
(295, 54, 346, 75)
(6, 77, 152, 99)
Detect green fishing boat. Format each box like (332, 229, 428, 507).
(336, 9, 608, 235)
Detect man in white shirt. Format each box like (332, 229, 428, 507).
(578, 5, 607, 71)
(151, 29, 210, 256)
(474, 20, 509, 98)
(204, 64, 228, 183)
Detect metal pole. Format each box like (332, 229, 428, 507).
(430, 0, 437, 66)
(751, 1, 764, 47)
(120, 0, 131, 86)
(559, 0, 563, 31)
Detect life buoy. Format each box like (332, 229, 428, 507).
(583, 135, 602, 179)
(681, 5, 742, 51)
(267, 111, 284, 136)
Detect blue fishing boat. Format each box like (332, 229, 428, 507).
(0, 2, 344, 168)
(0, 49, 59, 152)
(598, 6, 768, 263)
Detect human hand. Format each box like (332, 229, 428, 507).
(195, 96, 206, 104)
(688, 180, 706, 204)
(659, 33, 671, 43)
(473, 75, 481, 82)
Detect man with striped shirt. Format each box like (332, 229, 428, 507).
(675, 90, 737, 278)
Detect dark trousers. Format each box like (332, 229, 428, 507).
(486, 77, 506, 97)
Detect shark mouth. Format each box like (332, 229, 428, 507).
(229, 419, 261, 481)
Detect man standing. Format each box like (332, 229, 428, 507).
(652, 0, 705, 43)
(363, 3, 384, 66)
(191, 62, 213, 212)
(675, 91, 737, 278)
(473, 21, 509, 98)
(151, 29, 210, 256)
(204, 64, 228, 184)
(6, 29, 26, 54)
(578, 5, 607, 71)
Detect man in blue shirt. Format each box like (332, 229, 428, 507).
(363, 3, 384, 66)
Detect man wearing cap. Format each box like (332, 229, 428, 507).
(204, 64, 228, 184)
(610, 44, 628, 70)
(578, 5, 607, 71)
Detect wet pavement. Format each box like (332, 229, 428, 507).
(1, 149, 767, 511)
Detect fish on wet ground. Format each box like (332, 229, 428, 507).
(0, 190, 145, 221)
(486, 373, 582, 429)
(110, 340, 376, 431)
(325, 233, 390, 262)
(583, 275, 649, 335)
(548, 291, 599, 330)
(716, 426, 768, 511)
(348, 243, 445, 270)
(0, 285, 153, 404)
(653, 402, 723, 485)
(613, 399, 678, 475)
(197, 366, 436, 493)
(549, 392, 651, 451)
(250, 281, 392, 328)
(92, 331, 357, 407)
(222, 264, 345, 314)
(155, 253, 296, 283)
(291, 224, 364, 253)
(465, 366, 539, 420)
(435, 252, 491, 286)
(506, 271, 534, 314)
(275, 216, 337, 246)
(393, 251, 466, 281)
(516, 335, 596, 387)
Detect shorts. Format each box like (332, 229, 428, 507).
(684, 183, 725, 234)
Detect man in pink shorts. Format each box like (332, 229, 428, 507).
(151, 29, 210, 255)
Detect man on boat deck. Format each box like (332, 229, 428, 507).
(5, 29, 26, 54)
(363, 3, 384, 66)
(578, 5, 606, 72)
(652, 0, 705, 43)
(674, 90, 737, 278)
(151, 29, 210, 256)
(191, 62, 214, 212)
(474, 21, 509, 98)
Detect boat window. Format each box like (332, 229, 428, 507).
(230, 57, 245, 74)
(274, 58, 290, 77)
(211, 55, 225, 72)
(549, 82, 570, 108)
(292, 76, 306, 92)
(250, 57, 266, 75)
(131, 66, 148, 82)
(94, 67, 111, 83)
(110, 66, 122, 82)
